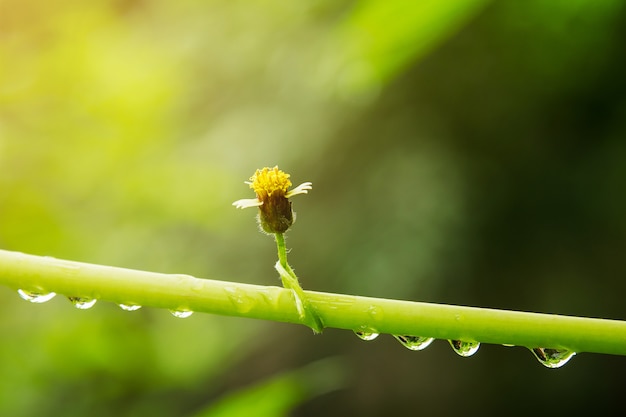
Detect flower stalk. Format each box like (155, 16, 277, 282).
(233, 166, 322, 333)
(274, 232, 324, 333)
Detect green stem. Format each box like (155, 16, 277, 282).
(275, 233, 288, 268)
(274, 233, 323, 333)
(0, 249, 625, 355)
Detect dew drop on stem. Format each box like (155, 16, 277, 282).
(530, 347, 576, 368)
(393, 335, 434, 351)
(119, 303, 142, 311)
(354, 331, 379, 341)
(170, 309, 193, 318)
(18, 289, 56, 303)
(68, 297, 97, 310)
(448, 340, 480, 357)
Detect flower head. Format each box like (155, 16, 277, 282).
(233, 166, 312, 233)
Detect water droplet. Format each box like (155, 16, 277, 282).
(354, 331, 379, 341)
(170, 309, 193, 318)
(68, 297, 97, 310)
(119, 303, 142, 311)
(449, 340, 480, 357)
(393, 335, 435, 351)
(17, 289, 56, 303)
(530, 347, 576, 369)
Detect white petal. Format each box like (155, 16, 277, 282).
(232, 198, 263, 209)
(286, 182, 312, 198)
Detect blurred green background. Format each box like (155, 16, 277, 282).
(1, 0, 626, 415)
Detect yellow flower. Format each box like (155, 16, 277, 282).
(233, 166, 312, 233)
